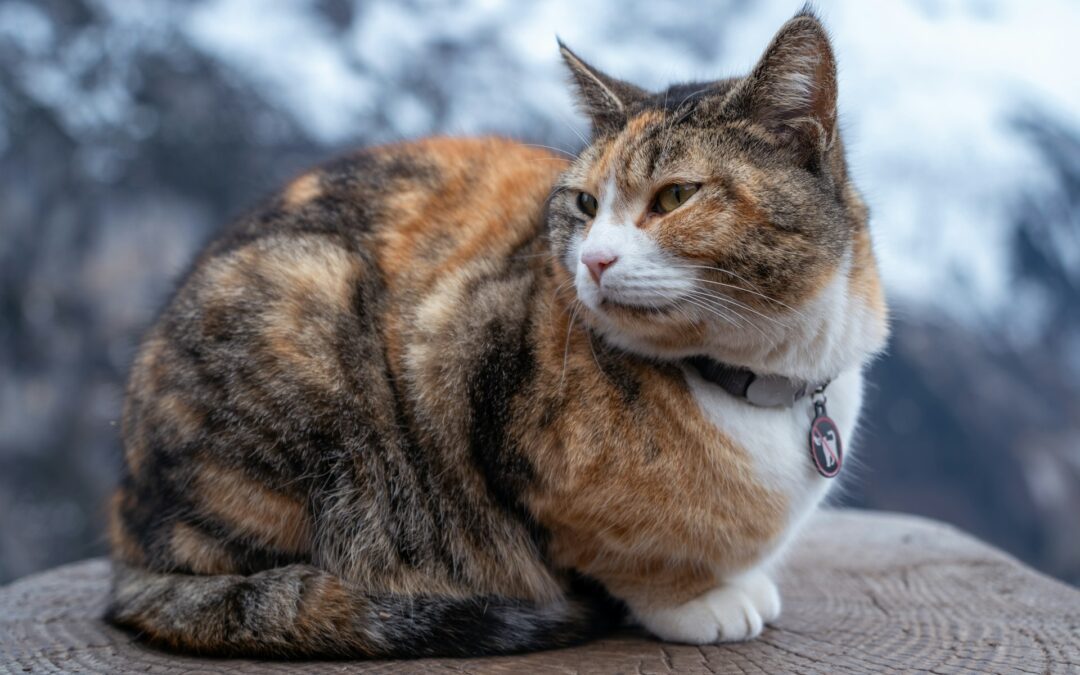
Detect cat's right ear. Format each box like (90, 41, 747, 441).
(559, 39, 646, 138)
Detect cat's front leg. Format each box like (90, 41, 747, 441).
(627, 567, 781, 644)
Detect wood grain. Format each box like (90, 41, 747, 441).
(2, 510, 1077, 674)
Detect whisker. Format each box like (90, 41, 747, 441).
(614, 281, 700, 294)
(520, 143, 581, 161)
(686, 293, 790, 341)
(685, 289, 794, 330)
(557, 114, 591, 149)
(674, 268, 809, 320)
(691, 301, 755, 335)
(679, 291, 777, 343)
(707, 303, 774, 342)
(650, 288, 702, 328)
(679, 264, 769, 294)
(585, 327, 613, 386)
(553, 278, 576, 296)
(609, 272, 693, 282)
(656, 85, 714, 163)
(601, 282, 791, 331)
(560, 300, 582, 390)
(678, 293, 750, 331)
(658, 86, 674, 163)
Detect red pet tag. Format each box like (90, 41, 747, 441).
(808, 391, 842, 478)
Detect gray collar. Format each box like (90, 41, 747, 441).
(686, 355, 829, 408)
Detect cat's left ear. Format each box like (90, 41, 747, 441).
(559, 40, 647, 138)
(735, 9, 839, 156)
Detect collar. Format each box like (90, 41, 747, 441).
(686, 355, 830, 408)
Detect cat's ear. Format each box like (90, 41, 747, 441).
(559, 40, 647, 138)
(736, 9, 838, 157)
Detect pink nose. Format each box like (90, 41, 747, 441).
(582, 250, 618, 284)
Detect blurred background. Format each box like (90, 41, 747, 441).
(1, 0, 1078, 586)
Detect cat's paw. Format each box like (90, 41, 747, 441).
(634, 573, 781, 644)
(730, 569, 781, 624)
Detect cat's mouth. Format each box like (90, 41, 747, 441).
(598, 297, 677, 316)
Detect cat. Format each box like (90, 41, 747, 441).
(107, 8, 888, 658)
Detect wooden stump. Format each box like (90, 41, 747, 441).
(1, 510, 1077, 673)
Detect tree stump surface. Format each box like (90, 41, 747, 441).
(1, 510, 1077, 674)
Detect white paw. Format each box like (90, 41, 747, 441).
(730, 569, 781, 624)
(633, 573, 781, 644)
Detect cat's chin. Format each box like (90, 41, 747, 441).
(580, 305, 707, 362)
(597, 297, 678, 316)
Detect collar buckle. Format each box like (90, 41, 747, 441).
(745, 373, 808, 408)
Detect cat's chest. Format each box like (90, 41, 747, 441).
(685, 366, 864, 524)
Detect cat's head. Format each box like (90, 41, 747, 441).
(548, 9, 888, 379)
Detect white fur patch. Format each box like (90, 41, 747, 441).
(571, 175, 696, 313)
(687, 363, 863, 566)
(683, 259, 882, 571)
(633, 569, 781, 644)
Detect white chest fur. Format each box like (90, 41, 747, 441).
(685, 365, 865, 568)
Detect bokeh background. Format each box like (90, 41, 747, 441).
(1, 0, 1078, 585)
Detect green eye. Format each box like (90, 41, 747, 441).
(576, 192, 598, 218)
(654, 183, 699, 213)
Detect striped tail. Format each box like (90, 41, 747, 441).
(107, 562, 622, 658)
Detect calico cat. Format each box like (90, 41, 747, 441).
(107, 8, 888, 657)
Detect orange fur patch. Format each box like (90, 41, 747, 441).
(158, 392, 204, 443)
(122, 334, 169, 475)
(376, 137, 566, 292)
(195, 462, 313, 555)
(171, 522, 236, 574)
(523, 283, 788, 608)
(283, 173, 323, 209)
(107, 491, 145, 566)
(202, 235, 360, 389)
(373, 136, 565, 381)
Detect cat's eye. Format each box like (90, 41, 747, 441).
(654, 183, 699, 214)
(576, 192, 598, 218)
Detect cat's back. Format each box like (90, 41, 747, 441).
(112, 136, 567, 574)
(209, 136, 567, 288)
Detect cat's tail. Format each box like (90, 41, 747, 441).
(107, 562, 621, 658)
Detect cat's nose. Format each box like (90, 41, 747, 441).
(581, 250, 618, 284)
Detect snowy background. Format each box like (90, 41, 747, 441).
(1, 0, 1078, 584)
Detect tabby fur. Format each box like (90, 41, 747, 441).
(108, 8, 888, 657)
